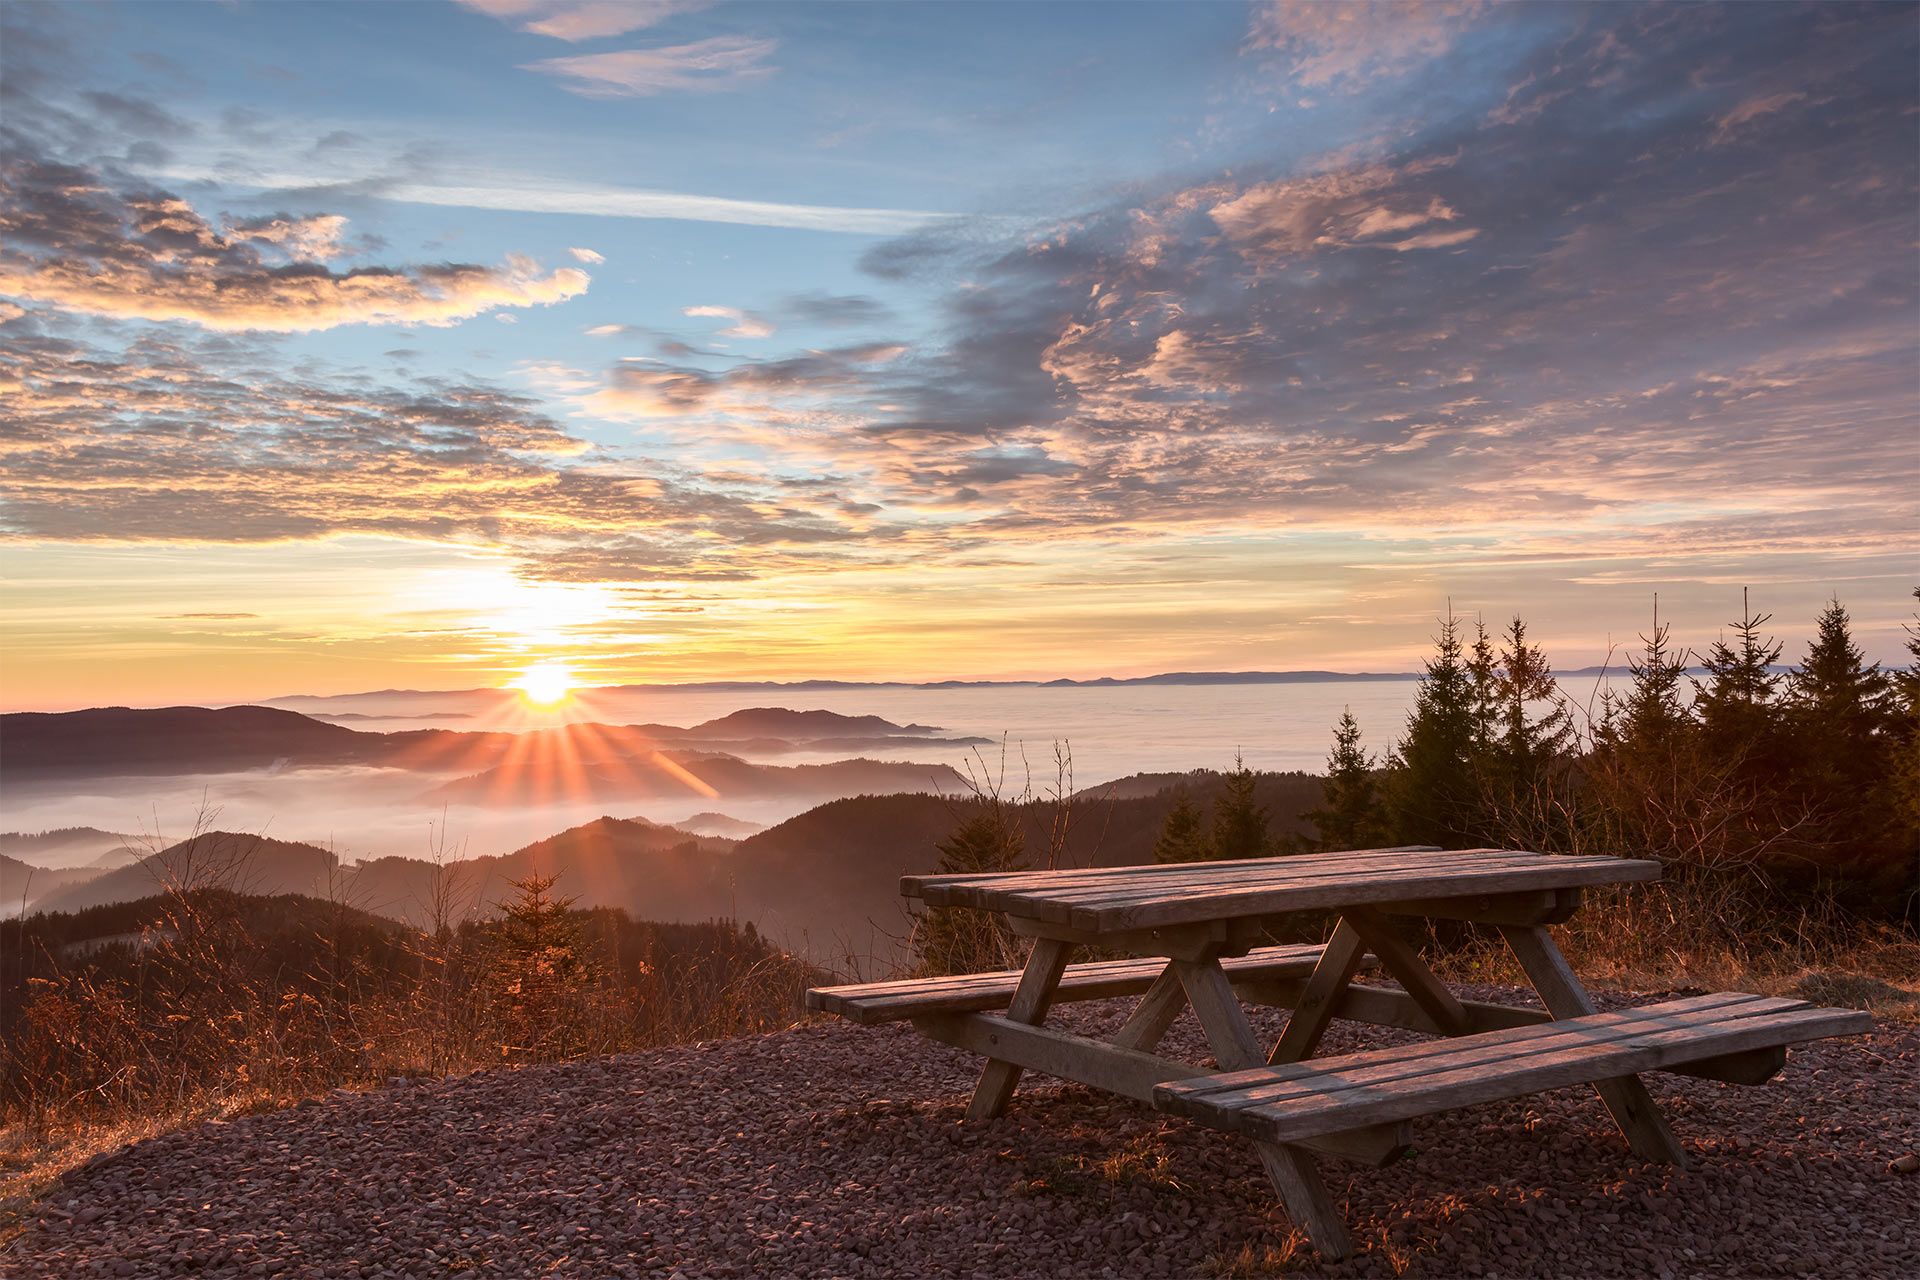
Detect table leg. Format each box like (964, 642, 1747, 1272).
(966, 936, 1072, 1121)
(1110, 965, 1188, 1052)
(1268, 918, 1368, 1064)
(1176, 959, 1354, 1261)
(1498, 923, 1690, 1167)
(1341, 905, 1473, 1036)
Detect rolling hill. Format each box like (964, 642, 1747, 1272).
(17, 769, 1326, 961)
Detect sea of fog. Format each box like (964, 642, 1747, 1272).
(10, 675, 1631, 865)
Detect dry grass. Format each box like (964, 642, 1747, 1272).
(1431, 891, 1920, 1023)
(0, 1095, 266, 1244)
(1201, 1230, 1312, 1277)
(1014, 1130, 1189, 1199)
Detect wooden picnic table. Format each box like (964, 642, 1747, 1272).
(807, 847, 1870, 1260)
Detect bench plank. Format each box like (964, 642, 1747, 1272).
(1154, 995, 1870, 1145)
(807, 942, 1348, 1024)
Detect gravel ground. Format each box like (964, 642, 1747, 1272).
(7, 986, 1916, 1279)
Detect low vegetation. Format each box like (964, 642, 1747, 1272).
(0, 860, 819, 1233)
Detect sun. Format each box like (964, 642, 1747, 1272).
(513, 661, 576, 708)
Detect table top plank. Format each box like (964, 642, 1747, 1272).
(903, 847, 1659, 934)
(965, 852, 1598, 911)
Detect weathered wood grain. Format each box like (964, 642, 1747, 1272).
(966, 937, 1070, 1121)
(807, 943, 1342, 1024)
(1154, 997, 1869, 1146)
(1268, 919, 1369, 1064)
(1499, 923, 1688, 1165)
(1175, 958, 1356, 1260)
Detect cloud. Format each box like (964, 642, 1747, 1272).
(0, 138, 591, 332)
(582, 340, 906, 420)
(526, 35, 775, 97)
(0, 321, 875, 582)
(684, 304, 773, 339)
(79, 91, 195, 139)
(782, 291, 893, 327)
(1711, 91, 1816, 144)
(568, 245, 606, 263)
(165, 165, 947, 234)
(1246, 0, 1489, 91)
(456, 0, 712, 42)
(223, 212, 351, 260)
(1208, 162, 1476, 258)
(795, 2, 1916, 550)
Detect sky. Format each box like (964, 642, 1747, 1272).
(1, 0, 1916, 710)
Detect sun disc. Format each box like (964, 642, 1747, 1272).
(514, 661, 575, 708)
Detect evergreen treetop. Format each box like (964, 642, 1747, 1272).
(1210, 753, 1271, 860)
(1153, 789, 1212, 864)
(1305, 708, 1385, 851)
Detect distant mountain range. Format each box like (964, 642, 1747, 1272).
(0, 704, 983, 783)
(12, 769, 1326, 960)
(258, 664, 1791, 704)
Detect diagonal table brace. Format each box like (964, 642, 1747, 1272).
(1176, 957, 1357, 1260)
(1499, 923, 1690, 1166)
(966, 937, 1072, 1120)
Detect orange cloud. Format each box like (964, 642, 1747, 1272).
(0, 145, 589, 332)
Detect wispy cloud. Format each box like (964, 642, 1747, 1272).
(152, 161, 950, 234)
(1246, 0, 1488, 92)
(456, 0, 712, 42)
(527, 35, 775, 97)
(683, 304, 773, 339)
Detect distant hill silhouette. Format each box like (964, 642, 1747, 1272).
(0, 826, 130, 870)
(21, 770, 1324, 962)
(427, 753, 966, 806)
(0, 704, 982, 783)
(672, 812, 765, 838)
(1, 854, 104, 913)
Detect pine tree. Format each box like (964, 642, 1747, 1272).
(1467, 618, 1502, 757)
(1618, 601, 1691, 757)
(489, 873, 595, 1062)
(1490, 615, 1573, 792)
(1693, 589, 1784, 778)
(1210, 753, 1271, 860)
(1153, 789, 1212, 864)
(1391, 609, 1481, 845)
(1891, 589, 1920, 885)
(1305, 709, 1385, 851)
(1794, 598, 1891, 754)
(1792, 598, 1893, 810)
(913, 808, 1026, 974)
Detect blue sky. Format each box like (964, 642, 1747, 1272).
(1, 1, 1916, 705)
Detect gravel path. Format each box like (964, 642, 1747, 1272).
(8, 987, 1916, 1279)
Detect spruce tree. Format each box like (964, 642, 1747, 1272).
(1891, 589, 1920, 881)
(1618, 602, 1691, 757)
(1466, 618, 1502, 757)
(1491, 615, 1573, 792)
(1795, 598, 1891, 735)
(1791, 598, 1893, 812)
(1210, 753, 1271, 860)
(490, 873, 595, 1061)
(1391, 610, 1480, 846)
(1305, 709, 1385, 851)
(1693, 589, 1784, 779)
(1153, 789, 1212, 864)
(913, 808, 1026, 974)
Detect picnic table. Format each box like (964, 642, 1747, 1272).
(807, 847, 1870, 1259)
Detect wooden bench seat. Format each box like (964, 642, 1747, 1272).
(1154, 991, 1871, 1147)
(807, 942, 1364, 1025)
